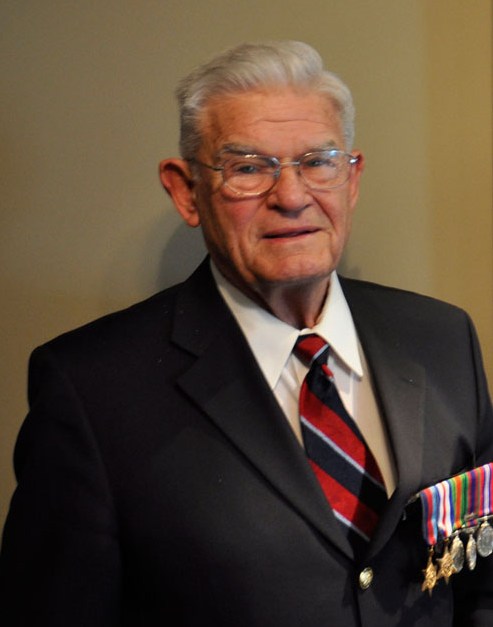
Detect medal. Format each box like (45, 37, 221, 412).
(450, 535, 464, 573)
(477, 520, 493, 557)
(436, 542, 454, 583)
(421, 549, 437, 595)
(466, 532, 477, 570)
(418, 462, 493, 592)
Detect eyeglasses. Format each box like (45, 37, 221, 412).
(190, 149, 359, 197)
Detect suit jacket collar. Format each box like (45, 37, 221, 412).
(171, 262, 426, 560)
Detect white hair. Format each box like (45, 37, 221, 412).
(175, 41, 355, 159)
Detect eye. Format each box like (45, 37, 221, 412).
(227, 157, 270, 176)
(232, 162, 262, 175)
(305, 157, 329, 168)
(303, 152, 339, 169)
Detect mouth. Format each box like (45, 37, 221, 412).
(263, 227, 320, 240)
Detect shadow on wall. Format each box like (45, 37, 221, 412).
(156, 220, 207, 290)
(337, 253, 362, 281)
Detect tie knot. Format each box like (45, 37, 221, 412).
(294, 334, 330, 367)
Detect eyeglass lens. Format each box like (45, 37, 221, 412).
(221, 151, 353, 196)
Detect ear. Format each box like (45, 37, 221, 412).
(347, 150, 365, 209)
(159, 158, 201, 227)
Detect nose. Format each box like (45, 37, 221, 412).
(268, 162, 310, 212)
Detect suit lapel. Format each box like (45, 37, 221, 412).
(171, 261, 355, 559)
(360, 326, 426, 555)
(342, 278, 427, 555)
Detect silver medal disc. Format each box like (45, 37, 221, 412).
(450, 535, 465, 573)
(477, 522, 493, 558)
(466, 533, 477, 570)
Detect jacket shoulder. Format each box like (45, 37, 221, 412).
(339, 276, 469, 323)
(42, 283, 182, 357)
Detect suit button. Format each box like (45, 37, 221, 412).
(359, 567, 374, 590)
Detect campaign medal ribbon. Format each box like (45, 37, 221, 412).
(418, 462, 493, 595)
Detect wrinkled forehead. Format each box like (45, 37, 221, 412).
(197, 86, 345, 156)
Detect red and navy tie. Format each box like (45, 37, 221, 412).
(295, 334, 387, 553)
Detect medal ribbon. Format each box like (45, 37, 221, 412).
(419, 462, 493, 546)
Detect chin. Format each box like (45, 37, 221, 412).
(260, 268, 334, 288)
(262, 258, 336, 284)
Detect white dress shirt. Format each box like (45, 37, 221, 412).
(211, 263, 396, 495)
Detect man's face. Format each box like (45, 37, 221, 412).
(190, 87, 363, 299)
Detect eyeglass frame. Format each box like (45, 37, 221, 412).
(188, 149, 360, 197)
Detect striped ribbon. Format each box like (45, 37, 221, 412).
(419, 463, 493, 546)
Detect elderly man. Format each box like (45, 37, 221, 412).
(1, 41, 492, 626)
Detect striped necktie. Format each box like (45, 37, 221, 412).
(295, 334, 387, 553)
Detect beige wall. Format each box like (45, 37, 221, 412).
(1, 1, 492, 531)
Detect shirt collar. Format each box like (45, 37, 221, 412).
(211, 262, 363, 389)
(310, 272, 363, 378)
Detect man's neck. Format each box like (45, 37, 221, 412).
(235, 276, 330, 330)
(258, 283, 329, 329)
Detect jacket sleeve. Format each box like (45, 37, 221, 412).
(0, 345, 122, 627)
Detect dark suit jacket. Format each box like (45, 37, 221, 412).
(1, 260, 493, 626)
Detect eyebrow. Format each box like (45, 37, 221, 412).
(217, 140, 340, 159)
(218, 143, 262, 156)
